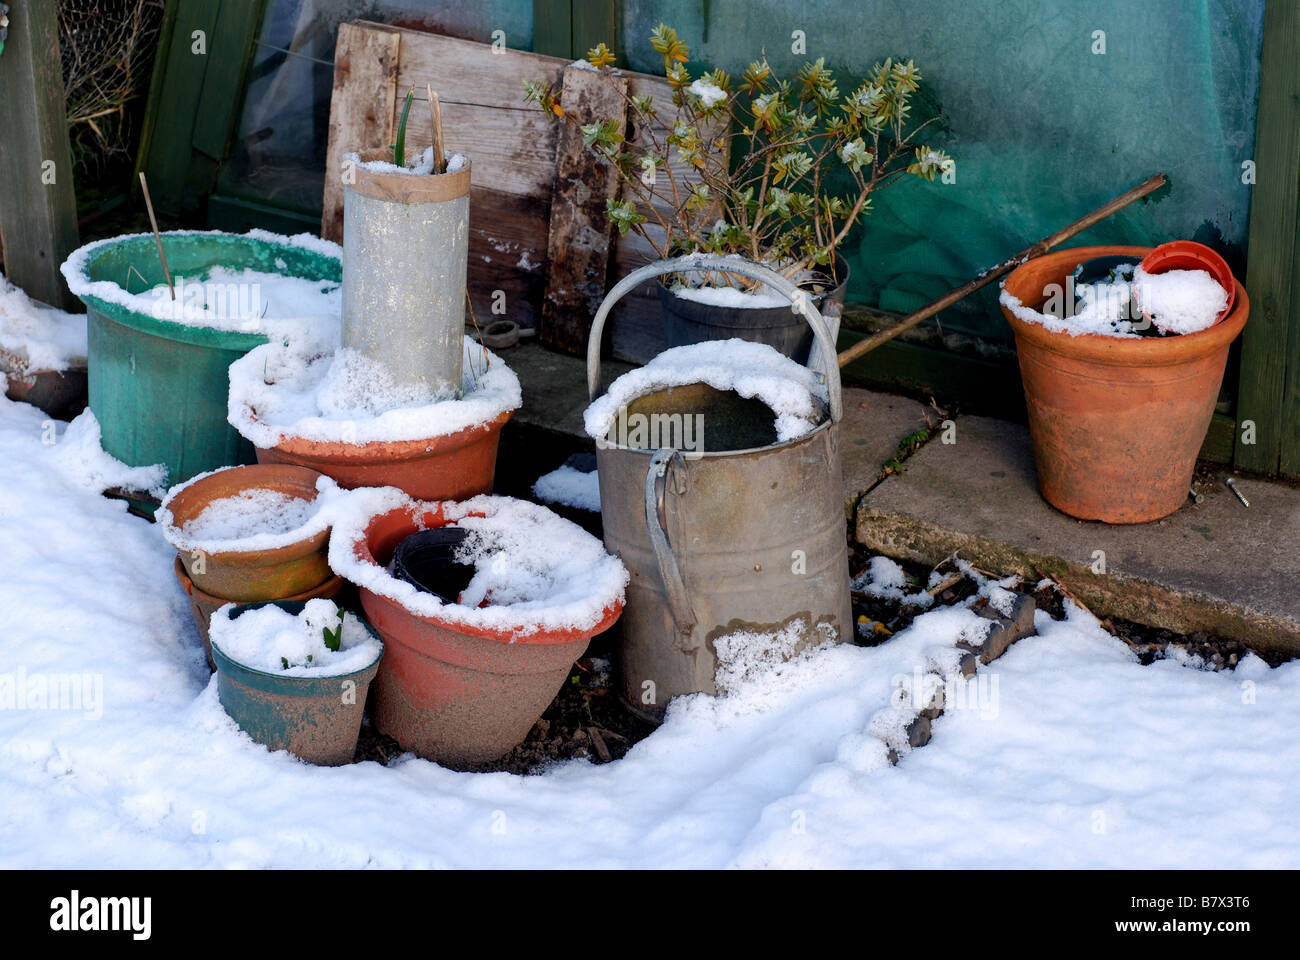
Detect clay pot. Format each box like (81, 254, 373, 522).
(175, 557, 344, 671)
(210, 601, 383, 766)
(161, 464, 334, 601)
(1001, 245, 1249, 524)
(349, 503, 623, 766)
(253, 411, 511, 502)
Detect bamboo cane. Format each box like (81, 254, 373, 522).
(836, 172, 1168, 368)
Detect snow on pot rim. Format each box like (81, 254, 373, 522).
(228, 337, 520, 449)
(999, 245, 1249, 365)
(157, 464, 341, 556)
(345, 147, 469, 177)
(0, 273, 86, 373)
(583, 338, 830, 445)
(328, 486, 628, 643)
(59, 229, 342, 340)
(209, 599, 383, 679)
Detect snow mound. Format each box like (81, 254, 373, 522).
(157, 468, 342, 555)
(209, 598, 382, 677)
(532, 464, 600, 512)
(59, 229, 342, 340)
(584, 339, 828, 445)
(327, 488, 628, 638)
(49, 410, 167, 496)
(0, 273, 86, 373)
(852, 556, 934, 609)
(228, 337, 521, 448)
(1132, 266, 1228, 335)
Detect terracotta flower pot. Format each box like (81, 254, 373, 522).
(210, 601, 383, 766)
(159, 464, 334, 601)
(252, 410, 511, 502)
(347, 501, 623, 765)
(1001, 245, 1249, 524)
(175, 557, 345, 670)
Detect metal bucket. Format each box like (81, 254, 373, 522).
(587, 256, 852, 721)
(341, 150, 471, 397)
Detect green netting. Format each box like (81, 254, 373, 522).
(621, 0, 1264, 340)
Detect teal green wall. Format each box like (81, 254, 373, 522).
(621, 0, 1264, 340)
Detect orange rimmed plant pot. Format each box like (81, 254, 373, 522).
(350, 502, 623, 766)
(175, 557, 345, 670)
(253, 410, 511, 502)
(163, 464, 334, 600)
(1001, 245, 1249, 524)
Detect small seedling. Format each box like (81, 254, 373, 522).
(322, 608, 345, 652)
(394, 85, 415, 166)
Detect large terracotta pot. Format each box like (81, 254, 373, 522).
(350, 503, 623, 766)
(1001, 245, 1249, 524)
(253, 411, 511, 502)
(160, 464, 334, 600)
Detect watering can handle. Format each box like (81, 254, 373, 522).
(645, 447, 699, 649)
(585, 255, 843, 424)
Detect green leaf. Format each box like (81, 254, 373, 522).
(394, 86, 414, 167)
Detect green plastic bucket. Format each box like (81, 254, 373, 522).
(63, 231, 340, 492)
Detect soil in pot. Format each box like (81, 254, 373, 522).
(999, 244, 1248, 523)
(658, 255, 848, 364)
(209, 599, 383, 766)
(158, 464, 337, 602)
(327, 489, 627, 766)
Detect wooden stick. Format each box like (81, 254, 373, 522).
(137, 172, 174, 300)
(836, 172, 1168, 368)
(427, 84, 445, 174)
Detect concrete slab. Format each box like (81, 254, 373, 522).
(856, 415, 1300, 656)
(837, 389, 936, 515)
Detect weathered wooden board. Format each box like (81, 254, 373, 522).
(1236, 0, 1300, 476)
(0, 0, 80, 310)
(540, 65, 628, 353)
(320, 22, 400, 243)
(321, 22, 719, 358)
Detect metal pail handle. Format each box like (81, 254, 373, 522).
(584, 254, 843, 423)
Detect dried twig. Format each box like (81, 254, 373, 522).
(137, 171, 173, 300)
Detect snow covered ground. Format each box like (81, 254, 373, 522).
(1, 390, 1297, 869)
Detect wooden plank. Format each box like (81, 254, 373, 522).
(137, 0, 221, 214)
(571, 0, 618, 63)
(467, 187, 550, 330)
(320, 22, 400, 242)
(191, 0, 267, 161)
(532, 0, 573, 59)
(0, 0, 80, 309)
(1236, 0, 1300, 475)
(540, 65, 628, 353)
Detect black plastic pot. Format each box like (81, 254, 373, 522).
(391, 528, 476, 603)
(657, 256, 849, 363)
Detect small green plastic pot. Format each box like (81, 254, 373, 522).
(65, 231, 340, 498)
(210, 601, 383, 766)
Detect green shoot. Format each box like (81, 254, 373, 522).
(394, 85, 415, 166)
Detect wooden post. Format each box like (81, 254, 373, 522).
(320, 22, 400, 243)
(1235, 0, 1300, 476)
(539, 64, 628, 354)
(0, 0, 79, 310)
